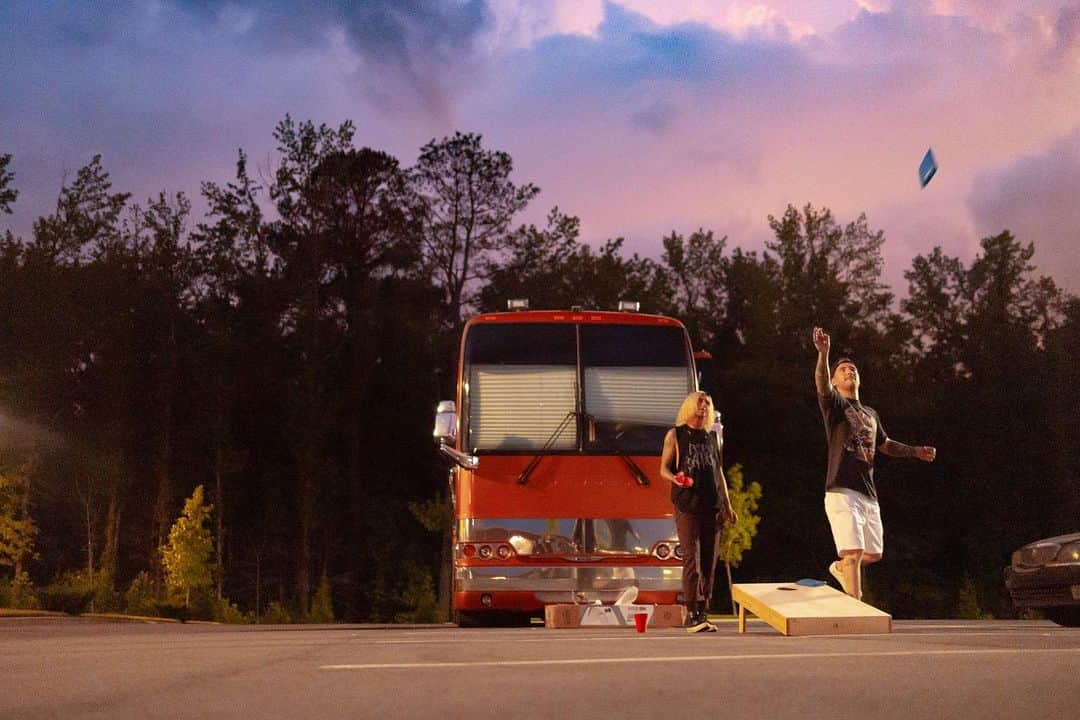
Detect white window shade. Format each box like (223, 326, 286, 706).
(584, 367, 688, 426)
(468, 365, 577, 450)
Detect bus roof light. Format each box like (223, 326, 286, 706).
(618, 300, 640, 312)
(507, 298, 529, 311)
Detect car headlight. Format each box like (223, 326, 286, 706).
(1015, 542, 1061, 568)
(1054, 541, 1080, 564)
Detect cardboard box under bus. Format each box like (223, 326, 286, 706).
(544, 604, 685, 629)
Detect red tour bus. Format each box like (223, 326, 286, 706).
(433, 302, 702, 626)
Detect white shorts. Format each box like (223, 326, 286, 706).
(824, 489, 883, 556)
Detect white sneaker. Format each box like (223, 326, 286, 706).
(829, 561, 863, 599)
(829, 561, 847, 592)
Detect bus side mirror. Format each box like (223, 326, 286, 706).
(433, 400, 458, 445)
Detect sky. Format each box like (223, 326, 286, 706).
(2, 0, 1079, 294)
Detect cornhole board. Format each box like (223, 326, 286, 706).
(732, 582, 891, 636)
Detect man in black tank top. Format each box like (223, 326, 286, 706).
(660, 392, 738, 633)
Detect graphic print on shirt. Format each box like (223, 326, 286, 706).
(683, 437, 713, 476)
(843, 404, 877, 465)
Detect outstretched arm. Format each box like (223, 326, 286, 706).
(660, 429, 692, 486)
(717, 466, 738, 525)
(812, 326, 832, 396)
(880, 439, 936, 462)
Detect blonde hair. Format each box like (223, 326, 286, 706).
(675, 391, 714, 426)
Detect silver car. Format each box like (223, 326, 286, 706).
(1004, 532, 1080, 627)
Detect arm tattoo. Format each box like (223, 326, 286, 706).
(882, 439, 916, 458)
(815, 354, 831, 395)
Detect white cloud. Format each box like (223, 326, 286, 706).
(969, 128, 1080, 292)
(483, 0, 603, 51)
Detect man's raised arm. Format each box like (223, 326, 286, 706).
(812, 326, 832, 396)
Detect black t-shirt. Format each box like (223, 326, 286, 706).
(818, 388, 887, 501)
(668, 425, 721, 513)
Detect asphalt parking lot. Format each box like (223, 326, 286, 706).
(1, 617, 1076, 719)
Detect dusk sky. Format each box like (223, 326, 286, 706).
(2, 0, 1078, 293)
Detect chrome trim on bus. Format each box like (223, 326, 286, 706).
(457, 517, 678, 557)
(455, 566, 681, 596)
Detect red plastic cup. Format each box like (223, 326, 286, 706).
(634, 612, 648, 633)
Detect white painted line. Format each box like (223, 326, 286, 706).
(320, 647, 1079, 670)
(363, 635, 748, 645)
(874, 631, 1067, 638)
(359, 630, 1066, 645)
(897, 623, 1049, 630)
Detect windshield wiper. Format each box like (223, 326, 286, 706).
(617, 454, 649, 486)
(516, 410, 577, 485)
(584, 414, 650, 486)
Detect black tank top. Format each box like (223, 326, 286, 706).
(668, 424, 720, 512)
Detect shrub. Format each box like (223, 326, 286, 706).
(395, 562, 442, 624)
(261, 601, 291, 624)
(40, 585, 93, 615)
(124, 572, 158, 616)
(956, 576, 992, 619)
(212, 597, 254, 624)
(154, 602, 190, 622)
(308, 575, 334, 623)
(9, 571, 39, 610)
(92, 572, 122, 613)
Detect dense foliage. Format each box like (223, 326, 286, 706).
(0, 118, 1076, 620)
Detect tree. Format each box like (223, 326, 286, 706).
(716, 463, 762, 614)
(477, 207, 581, 311)
(713, 247, 780, 362)
(191, 149, 271, 602)
(1043, 297, 1080, 536)
(411, 131, 539, 328)
(0, 455, 38, 575)
(29, 154, 129, 265)
(267, 116, 356, 617)
(480, 213, 672, 314)
(0, 153, 18, 214)
(766, 204, 897, 354)
(161, 485, 214, 608)
(899, 230, 1070, 615)
(662, 229, 728, 348)
(126, 192, 197, 566)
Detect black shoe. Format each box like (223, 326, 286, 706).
(685, 609, 715, 634)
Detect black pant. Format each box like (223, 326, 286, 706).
(675, 509, 719, 605)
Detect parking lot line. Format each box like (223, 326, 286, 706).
(320, 646, 1079, 670)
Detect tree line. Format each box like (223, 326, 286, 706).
(0, 122, 1076, 621)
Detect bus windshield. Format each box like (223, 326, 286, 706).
(464, 322, 692, 454)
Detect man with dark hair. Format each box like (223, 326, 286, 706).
(812, 327, 936, 599)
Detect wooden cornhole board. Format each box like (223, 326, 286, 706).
(732, 582, 891, 636)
